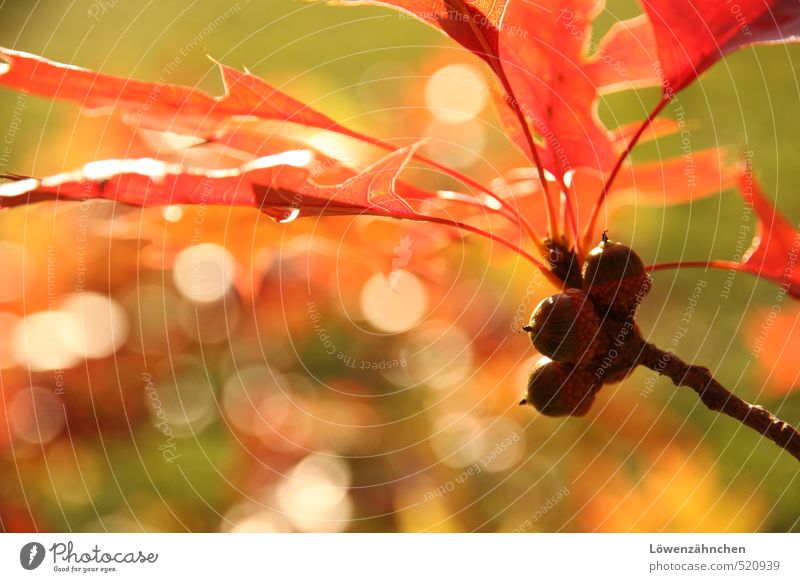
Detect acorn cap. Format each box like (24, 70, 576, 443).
(522, 357, 598, 417)
(526, 288, 601, 364)
(582, 240, 651, 314)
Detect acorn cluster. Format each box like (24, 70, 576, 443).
(521, 238, 651, 417)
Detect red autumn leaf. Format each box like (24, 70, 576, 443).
(738, 167, 800, 298)
(610, 149, 736, 207)
(612, 117, 680, 148)
(573, 149, 736, 239)
(640, 0, 800, 94)
(343, 0, 543, 174)
(342, 0, 505, 72)
(584, 14, 663, 92)
(496, 1, 661, 179)
(745, 306, 800, 395)
(0, 147, 431, 221)
(492, 147, 734, 234)
(0, 48, 367, 140)
(0, 47, 513, 221)
(357, 1, 662, 179)
(648, 165, 800, 298)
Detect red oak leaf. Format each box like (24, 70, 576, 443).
(746, 306, 800, 395)
(640, 0, 800, 94)
(340, 0, 505, 72)
(0, 147, 428, 221)
(610, 149, 736, 207)
(0, 48, 364, 139)
(648, 165, 800, 298)
(498, 2, 661, 178)
(612, 118, 680, 149)
(353, 1, 661, 179)
(738, 166, 800, 298)
(341, 0, 542, 175)
(0, 47, 510, 222)
(492, 147, 734, 234)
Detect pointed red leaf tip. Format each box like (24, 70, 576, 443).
(339, 0, 504, 71)
(639, 0, 800, 95)
(738, 163, 800, 298)
(0, 48, 366, 138)
(0, 146, 425, 221)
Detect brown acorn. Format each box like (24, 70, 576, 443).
(524, 288, 601, 364)
(582, 238, 651, 317)
(520, 357, 598, 417)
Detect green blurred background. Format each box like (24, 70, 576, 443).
(0, 0, 798, 532)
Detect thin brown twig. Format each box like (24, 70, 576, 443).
(630, 335, 800, 462)
(581, 97, 669, 253)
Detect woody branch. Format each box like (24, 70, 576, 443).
(628, 335, 800, 462)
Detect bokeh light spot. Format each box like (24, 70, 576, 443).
(61, 292, 129, 359)
(9, 387, 65, 445)
(162, 205, 184, 222)
(277, 453, 352, 532)
(425, 64, 488, 123)
(173, 243, 236, 304)
(12, 311, 82, 371)
(360, 270, 427, 333)
(405, 321, 473, 389)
